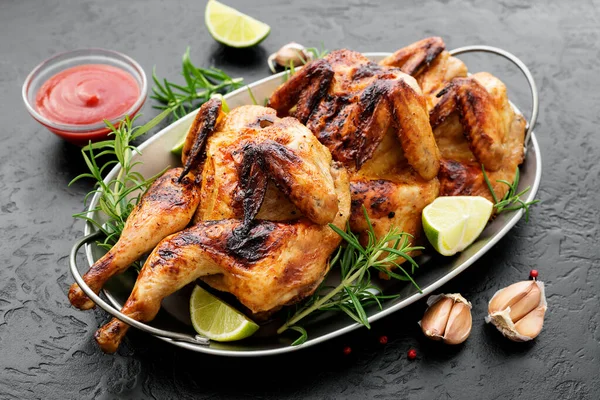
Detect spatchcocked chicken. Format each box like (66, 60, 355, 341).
(268, 49, 440, 268)
(381, 37, 526, 201)
(71, 99, 350, 353)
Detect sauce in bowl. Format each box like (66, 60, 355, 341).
(35, 64, 140, 126)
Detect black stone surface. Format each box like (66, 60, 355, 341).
(1, 0, 599, 399)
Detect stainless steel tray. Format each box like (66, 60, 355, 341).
(70, 46, 541, 356)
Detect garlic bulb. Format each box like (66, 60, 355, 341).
(486, 280, 547, 341)
(267, 42, 313, 73)
(419, 293, 472, 345)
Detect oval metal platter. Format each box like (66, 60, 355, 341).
(75, 51, 542, 357)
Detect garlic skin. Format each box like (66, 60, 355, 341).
(419, 293, 472, 345)
(267, 42, 313, 73)
(486, 280, 547, 342)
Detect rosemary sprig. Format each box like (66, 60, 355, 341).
(152, 47, 244, 120)
(279, 207, 423, 344)
(305, 44, 329, 61)
(482, 165, 539, 222)
(70, 116, 165, 255)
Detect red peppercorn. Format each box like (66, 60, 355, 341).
(530, 269, 539, 280)
(407, 349, 417, 360)
(343, 346, 352, 355)
(379, 335, 388, 345)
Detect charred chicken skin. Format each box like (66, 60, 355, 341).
(382, 37, 526, 201)
(68, 168, 201, 310)
(92, 100, 350, 353)
(268, 49, 440, 266)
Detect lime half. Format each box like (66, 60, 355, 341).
(190, 285, 259, 342)
(422, 196, 493, 256)
(205, 0, 271, 48)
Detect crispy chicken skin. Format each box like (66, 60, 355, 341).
(68, 167, 201, 310)
(94, 102, 350, 353)
(268, 50, 440, 180)
(268, 49, 440, 274)
(380, 37, 468, 112)
(96, 166, 349, 353)
(431, 73, 526, 200)
(386, 37, 525, 201)
(194, 105, 339, 225)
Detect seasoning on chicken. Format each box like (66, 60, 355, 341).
(93, 101, 350, 353)
(383, 37, 526, 201)
(67, 99, 226, 310)
(268, 49, 440, 274)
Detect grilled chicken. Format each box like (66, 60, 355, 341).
(268, 49, 440, 272)
(383, 37, 525, 201)
(94, 102, 350, 353)
(68, 167, 201, 310)
(430, 73, 526, 200)
(380, 37, 467, 111)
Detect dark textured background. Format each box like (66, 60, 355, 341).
(1, 0, 599, 399)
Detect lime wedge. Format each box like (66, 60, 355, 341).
(205, 0, 271, 48)
(422, 196, 493, 256)
(190, 285, 259, 342)
(171, 135, 186, 157)
(170, 94, 230, 156)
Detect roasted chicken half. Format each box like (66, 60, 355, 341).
(382, 37, 526, 201)
(93, 101, 350, 353)
(268, 49, 440, 267)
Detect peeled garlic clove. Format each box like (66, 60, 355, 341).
(486, 280, 547, 342)
(444, 301, 472, 345)
(488, 280, 533, 314)
(508, 282, 541, 322)
(420, 296, 453, 340)
(514, 306, 545, 339)
(419, 293, 472, 344)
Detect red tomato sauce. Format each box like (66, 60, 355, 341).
(35, 64, 140, 125)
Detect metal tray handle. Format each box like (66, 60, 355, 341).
(449, 45, 539, 148)
(69, 231, 209, 346)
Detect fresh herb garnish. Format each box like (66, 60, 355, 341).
(482, 165, 539, 221)
(70, 116, 166, 256)
(151, 47, 244, 120)
(279, 207, 422, 345)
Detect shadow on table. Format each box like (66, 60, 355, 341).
(209, 43, 268, 68)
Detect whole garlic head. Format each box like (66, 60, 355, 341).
(419, 293, 472, 345)
(486, 280, 547, 341)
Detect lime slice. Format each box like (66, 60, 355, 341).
(422, 196, 493, 256)
(170, 94, 230, 156)
(189, 285, 259, 342)
(205, 0, 271, 48)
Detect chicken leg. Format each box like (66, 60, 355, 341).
(68, 168, 201, 310)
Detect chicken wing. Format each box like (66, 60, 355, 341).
(380, 37, 468, 111)
(430, 72, 526, 200)
(68, 167, 200, 310)
(384, 37, 526, 202)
